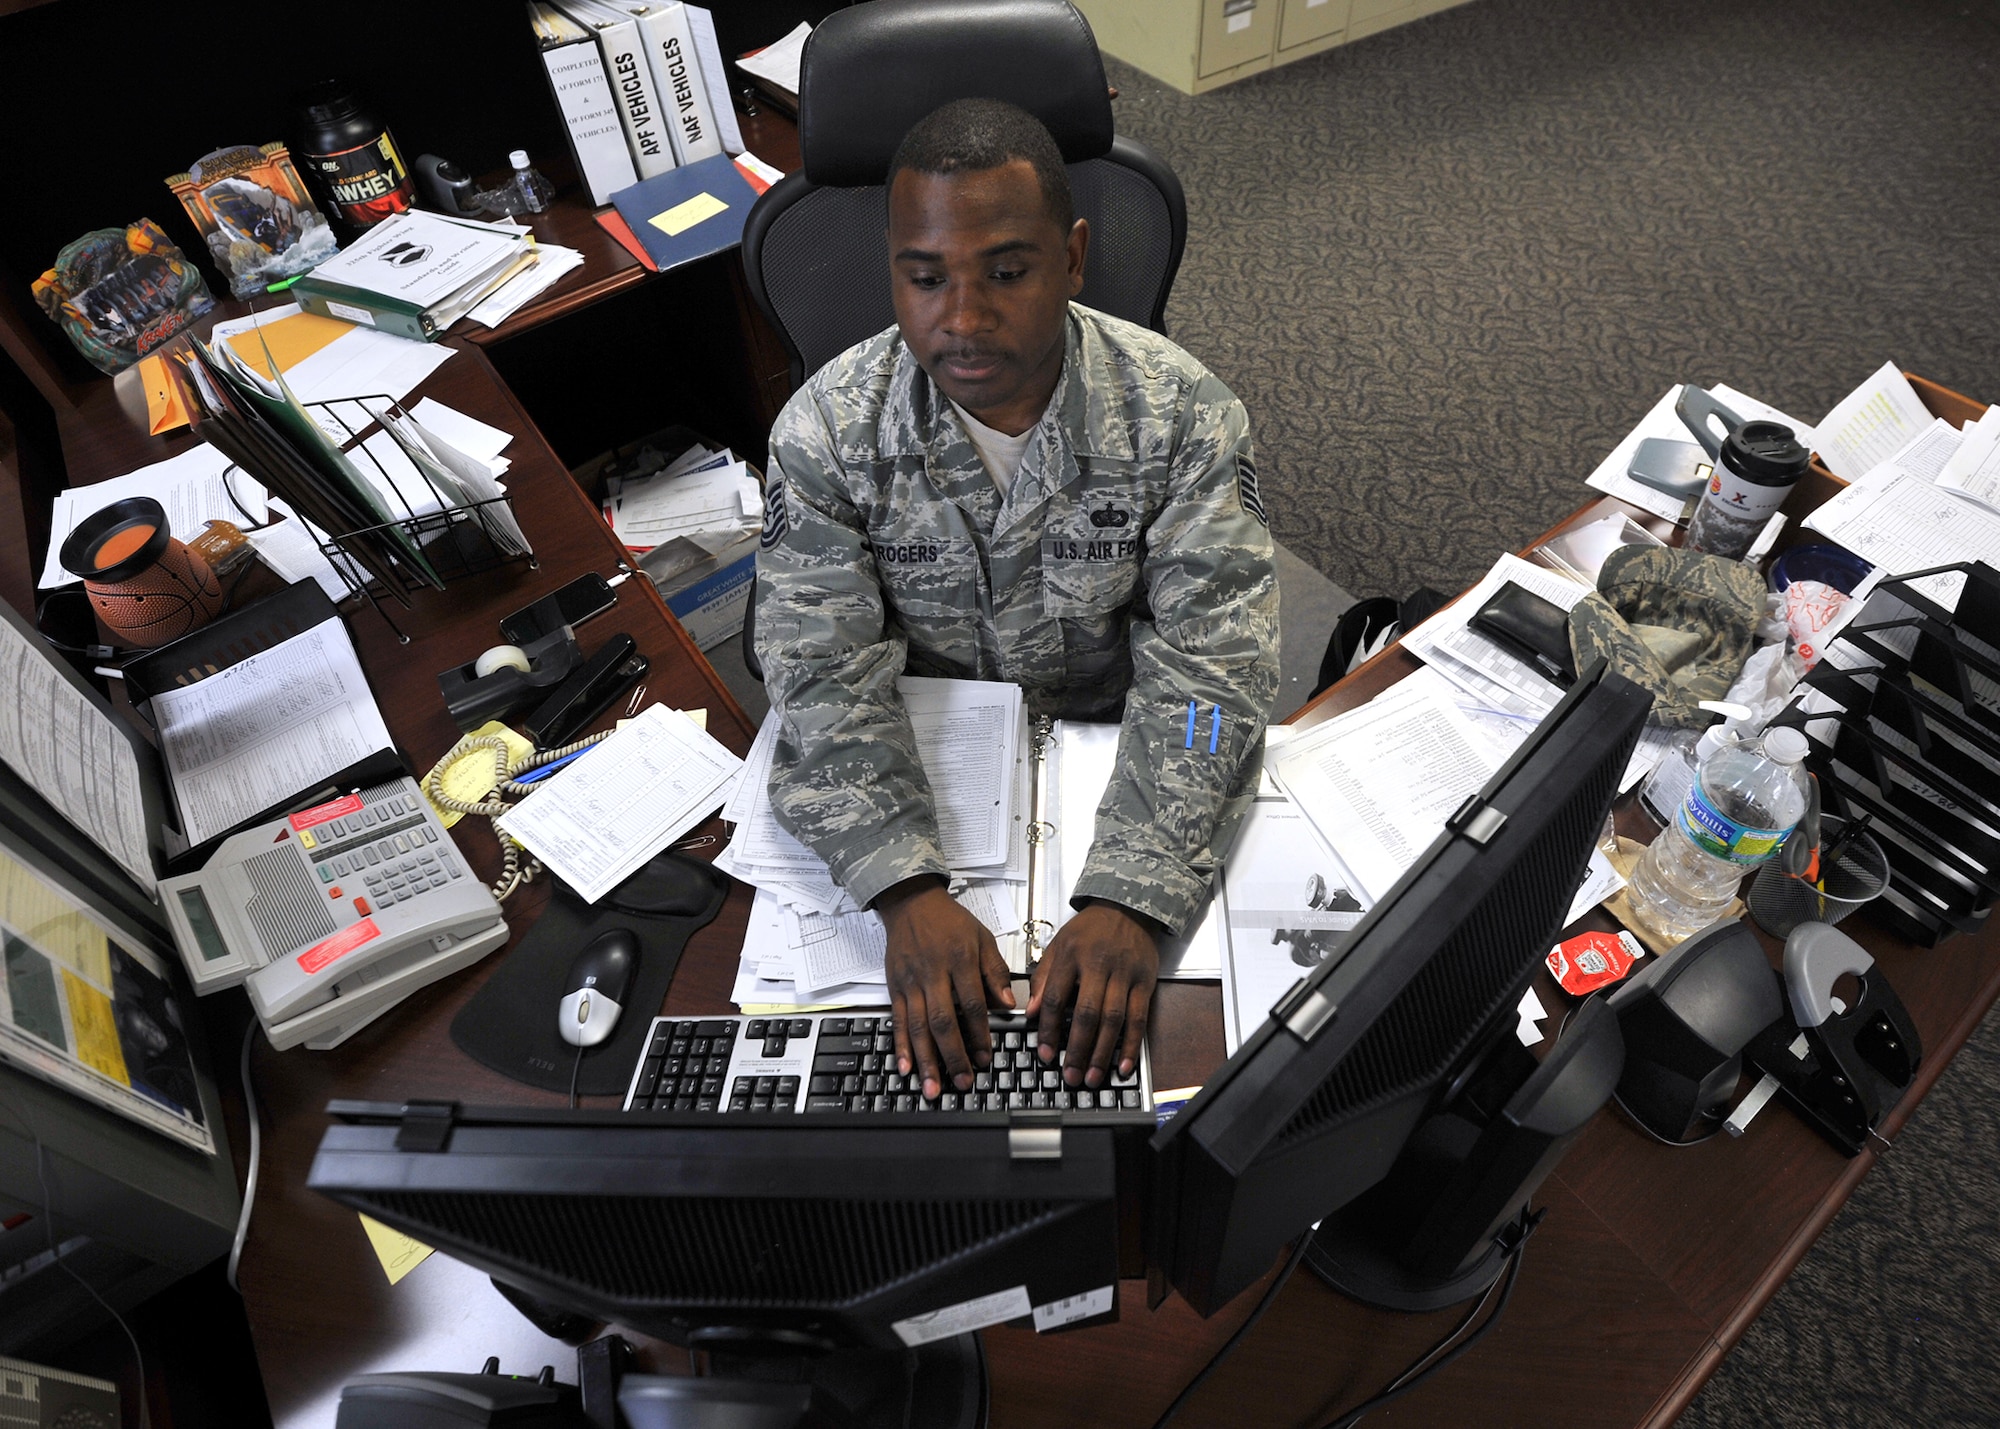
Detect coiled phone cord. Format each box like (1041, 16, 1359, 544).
(423, 730, 615, 901)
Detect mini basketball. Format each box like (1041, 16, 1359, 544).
(59, 495, 226, 647)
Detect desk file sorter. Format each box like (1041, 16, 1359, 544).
(1780, 561, 2000, 946)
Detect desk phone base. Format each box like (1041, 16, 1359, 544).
(160, 776, 508, 1051)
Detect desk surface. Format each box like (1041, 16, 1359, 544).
(41, 264, 2000, 1424)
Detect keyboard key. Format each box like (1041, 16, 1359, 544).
(938, 1092, 960, 1110)
(694, 1097, 719, 1112)
(690, 1037, 711, 1056)
(895, 1094, 917, 1111)
(1098, 1090, 1119, 1109)
(750, 1097, 774, 1112)
(775, 1077, 800, 1097)
(1041, 1069, 1062, 1090)
(848, 1095, 870, 1111)
(805, 1095, 846, 1113)
(762, 1038, 788, 1058)
(841, 1075, 861, 1094)
(872, 1095, 893, 1112)
(696, 1021, 735, 1039)
(874, 1035, 896, 1055)
(788, 1019, 813, 1038)
(973, 1070, 993, 1091)
(1003, 1031, 1023, 1049)
(705, 1056, 729, 1075)
(1122, 1089, 1142, 1109)
(729, 1094, 751, 1112)
(863, 1074, 884, 1093)
(996, 1071, 1015, 1091)
(984, 1093, 1007, 1112)
(700, 1077, 723, 1096)
(809, 1075, 841, 1095)
(745, 1019, 769, 1038)
(637, 1062, 662, 1098)
(851, 1018, 878, 1034)
(822, 1018, 851, 1035)
(815, 1035, 872, 1055)
(1008, 1092, 1029, 1109)
(732, 1077, 754, 1097)
(813, 1054, 860, 1075)
(664, 1057, 685, 1077)
(754, 1077, 777, 1096)
(673, 1095, 696, 1111)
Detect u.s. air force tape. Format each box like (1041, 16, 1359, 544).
(759, 478, 789, 549)
(1237, 452, 1268, 526)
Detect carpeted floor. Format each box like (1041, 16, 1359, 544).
(1108, 0, 1999, 604)
(1099, 0, 2000, 1424)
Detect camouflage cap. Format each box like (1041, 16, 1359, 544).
(1568, 545, 1767, 728)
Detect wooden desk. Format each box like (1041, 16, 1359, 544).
(34, 249, 1997, 1424)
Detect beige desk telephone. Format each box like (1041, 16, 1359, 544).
(159, 777, 507, 1050)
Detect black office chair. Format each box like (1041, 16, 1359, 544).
(737, 0, 1189, 681)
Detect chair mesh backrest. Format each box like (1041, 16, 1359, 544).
(753, 155, 1176, 386)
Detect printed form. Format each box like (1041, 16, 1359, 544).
(1806, 467, 2000, 613)
(0, 616, 157, 893)
(149, 619, 394, 847)
(501, 704, 743, 904)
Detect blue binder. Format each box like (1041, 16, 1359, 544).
(608, 154, 762, 272)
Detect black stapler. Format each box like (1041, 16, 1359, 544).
(1745, 922, 1922, 1156)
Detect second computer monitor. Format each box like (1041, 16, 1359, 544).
(1149, 662, 1650, 1315)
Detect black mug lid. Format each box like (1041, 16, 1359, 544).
(1721, 420, 1811, 482)
(60, 496, 172, 585)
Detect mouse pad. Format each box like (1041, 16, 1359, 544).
(450, 852, 728, 1096)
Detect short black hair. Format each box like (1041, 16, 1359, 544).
(886, 98, 1074, 234)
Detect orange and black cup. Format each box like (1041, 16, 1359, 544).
(59, 496, 225, 647)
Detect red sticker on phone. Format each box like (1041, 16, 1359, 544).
(1547, 930, 1641, 996)
(298, 918, 379, 975)
(290, 794, 364, 831)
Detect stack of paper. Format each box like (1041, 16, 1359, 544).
(469, 243, 585, 327)
(1267, 668, 1622, 931)
(716, 679, 1031, 1009)
(605, 455, 761, 553)
(499, 704, 745, 903)
(209, 305, 456, 442)
(38, 444, 267, 590)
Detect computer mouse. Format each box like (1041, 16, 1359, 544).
(559, 928, 640, 1048)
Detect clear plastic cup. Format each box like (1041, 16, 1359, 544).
(1747, 816, 1890, 938)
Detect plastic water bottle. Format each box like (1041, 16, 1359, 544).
(508, 150, 555, 213)
(1628, 726, 1811, 944)
(1638, 724, 1731, 828)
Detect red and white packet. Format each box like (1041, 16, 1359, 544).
(1547, 929, 1643, 996)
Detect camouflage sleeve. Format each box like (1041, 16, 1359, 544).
(753, 390, 951, 908)
(1073, 377, 1281, 933)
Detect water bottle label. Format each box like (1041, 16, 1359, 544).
(1678, 784, 1788, 865)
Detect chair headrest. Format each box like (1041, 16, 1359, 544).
(799, 0, 1115, 187)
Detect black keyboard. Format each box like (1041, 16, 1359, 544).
(619, 1012, 1154, 1115)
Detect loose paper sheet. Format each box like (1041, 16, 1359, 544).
(149, 619, 394, 847)
(1813, 361, 1934, 482)
(499, 703, 743, 904)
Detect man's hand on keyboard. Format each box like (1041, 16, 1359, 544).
(877, 875, 1016, 1100)
(1029, 901, 1160, 1090)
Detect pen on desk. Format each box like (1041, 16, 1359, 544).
(515, 747, 593, 785)
(1208, 704, 1222, 754)
(1185, 700, 1197, 749)
(265, 275, 301, 293)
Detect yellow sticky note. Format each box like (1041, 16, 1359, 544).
(359, 1214, 435, 1285)
(61, 972, 131, 1086)
(224, 310, 356, 378)
(425, 722, 535, 829)
(650, 191, 729, 238)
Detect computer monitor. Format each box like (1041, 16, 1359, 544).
(1148, 662, 1650, 1316)
(308, 1107, 1124, 1428)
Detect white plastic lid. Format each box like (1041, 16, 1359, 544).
(1762, 726, 1810, 764)
(510, 149, 531, 170)
(1694, 726, 1730, 761)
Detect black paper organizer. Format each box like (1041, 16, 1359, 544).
(1771, 562, 2000, 947)
(221, 395, 536, 643)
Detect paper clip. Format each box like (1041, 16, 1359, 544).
(625, 683, 648, 717)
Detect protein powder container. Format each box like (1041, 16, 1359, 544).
(296, 82, 416, 230)
(1684, 420, 1812, 561)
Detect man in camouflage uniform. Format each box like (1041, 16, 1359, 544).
(755, 99, 1279, 1101)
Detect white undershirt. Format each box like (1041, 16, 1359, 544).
(951, 400, 1039, 497)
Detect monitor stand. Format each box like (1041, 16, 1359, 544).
(1303, 995, 1625, 1315)
(617, 1332, 986, 1429)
